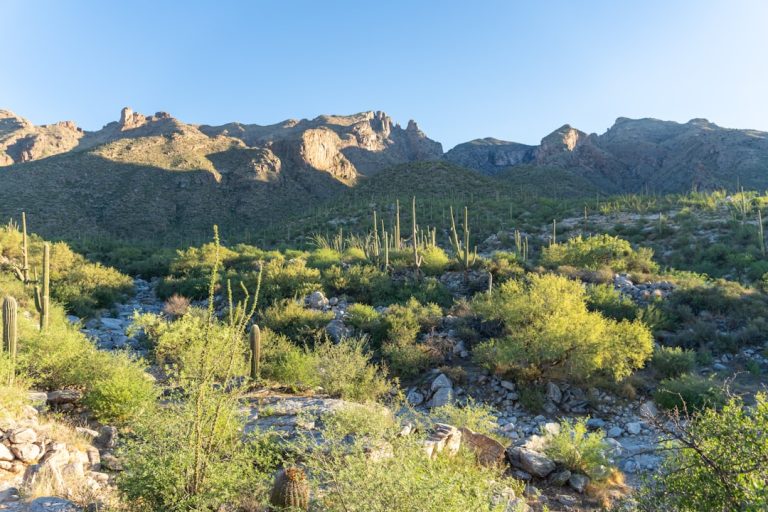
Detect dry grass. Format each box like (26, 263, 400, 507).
(163, 294, 191, 318)
(586, 469, 631, 509)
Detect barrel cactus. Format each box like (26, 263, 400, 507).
(269, 466, 309, 510)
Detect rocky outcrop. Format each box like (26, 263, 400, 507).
(443, 138, 536, 175)
(0, 110, 84, 166)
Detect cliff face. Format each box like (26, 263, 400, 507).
(0, 107, 443, 241)
(446, 117, 768, 193)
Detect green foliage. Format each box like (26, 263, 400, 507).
(345, 303, 381, 332)
(638, 393, 768, 511)
(653, 374, 726, 411)
(300, 433, 522, 512)
(473, 274, 653, 382)
(651, 346, 696, 379)
(260, 331, 390, 401)
(379, 299, 444, 378)
(420, 245, 451, 275)
(542, 234, 658, 273)
(261, 300, 333, 344)
(430, 400, 499, 438)
(543, 419, 614, 480)
(133, 309, 249, 381)
(323, 402, 399, 441)
(585, 283, 638, 321)
(83, 352, 157, 423)
(307, 247, 343, 269)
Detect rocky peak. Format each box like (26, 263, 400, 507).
(534, 124, 588, 163)
(119, 107, 175, 131)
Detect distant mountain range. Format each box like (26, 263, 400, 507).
(1, 107, 767, 241)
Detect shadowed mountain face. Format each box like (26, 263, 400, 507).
(445, 118, 768, 193)
(2, 107, 768, 242)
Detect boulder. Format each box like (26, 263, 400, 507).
(459, 427, 507, 467)
(546, 382, 562, 403)
(548, 469, 572, 486)
(28, 497, 81, 512)
(568, 473, 590, 493)
(95, 426, 117, 449)
(10, 427, 37, 444)
(406, 389, 424, 406)
(306, 291, 328, 309)
(47, 389, 82, 405)
(430, 373, 452, 391)
(423, 423, 462, 459)
(0, 443, 14, 461)
(506, 446, 556, 478)
(638, 400, 659, 419)
(626, 421, 642, 435)
(11, 443, 41, 463)
(426, 386, 453, 409)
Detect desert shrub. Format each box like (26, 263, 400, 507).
(117, 391, 259, 511)
(345, 303, 381, 332)
(485, 251, 525, 283)
(651, 346, 696, 379)
(300, 433, 522, 512)
(637, 393, 768, 511)
(0, 354, 29, 417)
(653, 374, 725, 411)
(542, 234, 657, 273)
(381, 343, 439, 379)
(307, 247, 343, 269)
(83, 352, 157, 424)
(430, 400, 499, 437)
(261, 300, 333, 344)
(585, 283, 637, 321)
(133, 309, 248, 381)
(383, 298, 442, 345)
(258, 258, 322, 305)
(260, 331, 389, 401)
(162, 294, 190, 318)
(323, 402, 398, 440)
(543, 419, 614, 480)
(342, 247, 368, 264)
(473, 274, 653, 382)
(420, 246, 451, 275)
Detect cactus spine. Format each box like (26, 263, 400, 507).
(411, 197, 423, 273)
(449, 206, 477, 273)
(2, 296, 18, 385)
(249, 324, 261, 381)
(270, 466, 310, 511)
(34, 243, 50, 331)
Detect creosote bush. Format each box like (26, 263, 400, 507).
(261, 300, 333, 344)
(473, 274, 653, 382)
(651, 345, 696, 379)
(653, 374, 725, 411)
(542, 234, 658, 273)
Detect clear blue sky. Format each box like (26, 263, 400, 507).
(2, 0, 767, 149)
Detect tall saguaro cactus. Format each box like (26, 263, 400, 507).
(2, 296, 18, 385)
(21, 212, 30, 283)
(34, 243, 50, 331)
(394, 199, 402, 251)
(449, 205, 477, 274)
(249, 324, 261, 381)
(411, 197, 423, 273)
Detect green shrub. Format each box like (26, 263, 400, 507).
(585, 283, 638, 321)
(381, 342, 439, 379)
(323, 402, 398, 440)
(654, 374, 725, 411)
(421, 246, 451, 275)
(430, 400, 499, 438)
(342, 247, 368, 264)
(261, 300, 333, 344)
(345, 303, 381, 332)
(638, 393, 768, 511)
(260, 331, 390, 401)
(473, 274, 653, 382)
(651, 346, 696, 379)
(383, 298, 442, 346)
(132, 309, 248, 382)
(83, 352, 157, 424)
(543, 418, 614, 480)
(542, 234, 658, 273)
(307, 247, 343, 269)
(300, 433, 522, 512)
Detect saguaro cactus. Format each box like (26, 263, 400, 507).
(411, 197, 423, 272)
(449, 205, 477, 273)
(21, 212, 30, 283)
(394, 199, 402, 251)
(34, 243, 50, 331)
(249, 324, 261, 381)
(2, 296, 18, 385)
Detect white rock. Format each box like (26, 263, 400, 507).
(431, 373, 452, 391)
(10, 428, 37, 444)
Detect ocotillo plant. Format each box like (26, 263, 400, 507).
(2, 296, 18, 385)
(411, 197, 423, 273)
(249, 324, 261, 381)
(449, 206, 477, 273)
(34, 243, 50, 331)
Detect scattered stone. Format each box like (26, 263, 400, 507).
(541, 422, 560, 436)
(427, 387, 453, 409)
(47, 389, 82, 405)
(506, 446, 556, 478)
(556, 494, 579, 507)
(546, 382, 562, 403)
(548, 469, 572, 486)
(95, 426, 118, 449)
(606, 426, 623, 438)
(638, 400, 659, 419)
(28, 497, 81, 512)
(11, 443, 41, 463)
(10, 427, 37, 444)
(423, 424, 462, 459)
(100, 453, 122, 471)
(568, 473, 590, 493)
(459, 427, 507, 467)
(431, 373, 452, 391)
(306, 291, 329, 309)
(626, 421, 642, 435)
(586, 418, 605, 429)
(500, 380, 516, 391)
(0, 443, 14, 461)
(406, 389, 424, 406)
